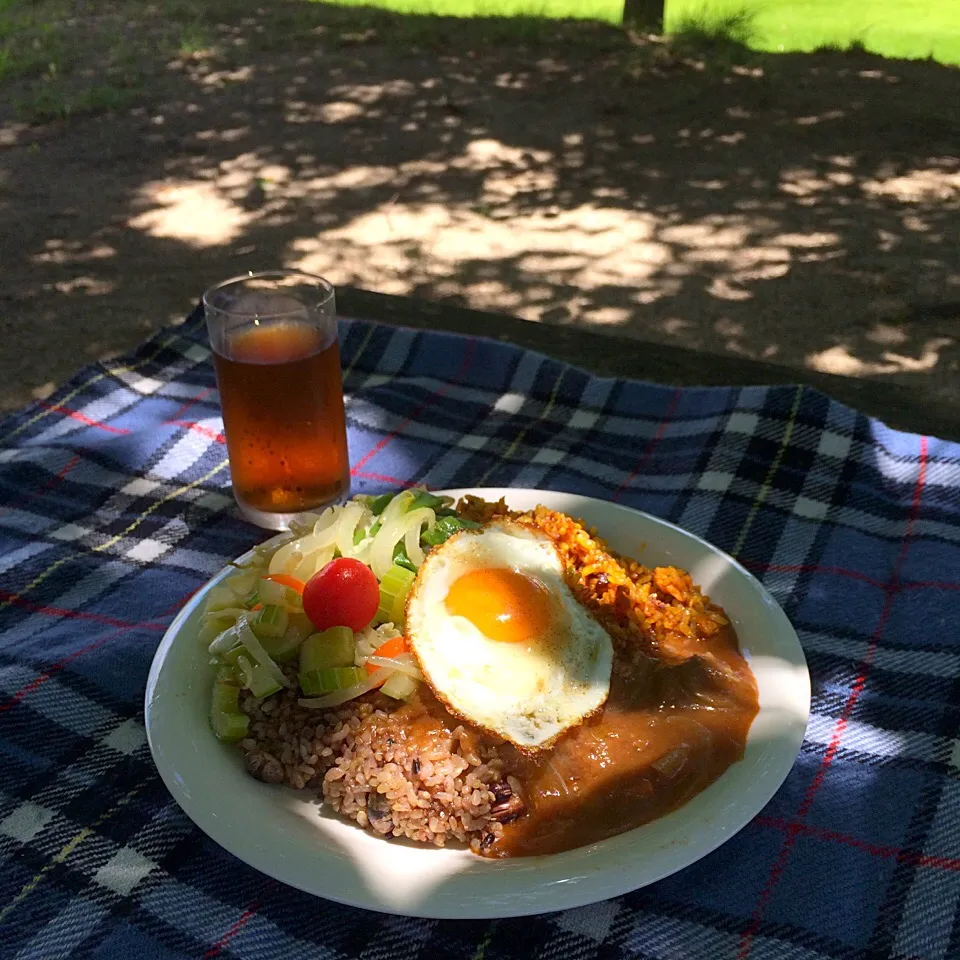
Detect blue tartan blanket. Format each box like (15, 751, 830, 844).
(0, 306, 958, 959)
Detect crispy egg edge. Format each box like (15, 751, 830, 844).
(405, 516, 614, 755)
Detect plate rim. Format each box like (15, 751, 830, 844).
(145, 487, 810, 918)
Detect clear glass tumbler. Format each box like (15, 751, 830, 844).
(203, 271, 350, 530)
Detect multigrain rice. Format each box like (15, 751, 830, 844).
(239, 669, 507, 850)
(323, 709, 506, 849)
(236, 496, 729, 851)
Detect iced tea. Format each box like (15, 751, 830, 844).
(212, 320, 349, 517)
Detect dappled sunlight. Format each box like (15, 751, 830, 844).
(865, 322, 909, 347)
(286, 99, 366, 123)
(808, 338, 955, 377)
(708, 278, 752, 301)
(779, 166, 855, 198)
(793, 110, 845, 126)
(195, 126, 251, 144)
(217, 156, 292, 191)
(33, 241, 117, 265)
(50, 276, 115, 296)
(128, 181, 253, 246)
(293, 198, 679, 313)
(2, 0, 960, 413)
(861, 168, 960, 202)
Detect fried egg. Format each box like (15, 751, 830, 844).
(406, 520, 613, 751)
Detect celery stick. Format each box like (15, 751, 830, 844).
(215, 665, 239, 685)
(299, 666, 366, 696)
(379, 563, 416, 595)
(205, 586, 239, 612)
(214, 711, 250, 741)
(288, 611, 313, 637)
(221, 645, 245, 669)
(210, 680, 250, 741)
(299, 627, 355, 673)
(224, 571, 258, 597)
(380, 671, 418, 701)
(236, 654, 283, 699)
(259, 628, 302, 663)
(250, 604, 288, 640)
(208, 622, 241, 656)
(212, 680, 242, 712)
(376, 564, 416, 625)
(299, 671, 323, 695)
(257, 578, 286, 606)
(198, 617, 234, 647)
(255, 578, 302, 612)
(249, 669, 282, 699)
(281, 586, 304, 613)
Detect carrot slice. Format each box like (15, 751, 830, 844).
(263, 573, 306, 595)
(364, 635, 410, 677)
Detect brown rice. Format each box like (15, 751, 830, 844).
(236, 496, 731, 851)
(239, 674, 508, 851)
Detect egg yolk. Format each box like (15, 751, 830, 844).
(444, 567, 553, 643)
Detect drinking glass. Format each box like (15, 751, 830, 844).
(203, 271, 350, 530)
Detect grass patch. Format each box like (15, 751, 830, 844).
(0, 0, 632, 122)
(667, 1, 960, 64)
(670, 8, 754, 46)
(15, 79, 141, 122)
(312, 0, 960, 64)
(0, 14, 66, 84)
(666, 6, 755, 61)
(1, 0, 956, 125)
(0, 1, 184, 122)
(313, 0, 623, 22)
(178, 19, 213, 56)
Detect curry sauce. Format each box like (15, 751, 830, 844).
(483, 621, 758, 857)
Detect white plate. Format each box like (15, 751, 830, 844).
(145, 488, 810, 918)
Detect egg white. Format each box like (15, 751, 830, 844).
(406, 520, 613, 750)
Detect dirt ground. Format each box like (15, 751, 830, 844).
(1, 6, 958, 414)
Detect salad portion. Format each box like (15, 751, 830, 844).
(201, 489, 479, 742)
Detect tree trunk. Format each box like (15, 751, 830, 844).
(622, 0, 665, 31)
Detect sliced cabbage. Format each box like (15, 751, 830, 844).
(402, 507, 437, 568)
(355, 622, 402, 666)
(202, 606, 251, 624)
(198, 616, 234, 647)
(257, 578, 286, 606)
(208, 620, 242, 655)
(298, 670, 386, 709)
(258, 492, 440, 583)
(380, 671, 418, 701)
(268, 501, 379, 581)
(237, 620, 291, 689)
(222, 571, 259, 598)
(369, 493, 437, 578)
(364, 653, 423, 680)
(334, 501, 368, 559)
(204, 586, 242, 613)
(200, 490, 461, 707)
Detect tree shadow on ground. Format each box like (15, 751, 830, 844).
(1, 0, 958, 411)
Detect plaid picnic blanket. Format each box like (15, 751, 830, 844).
(1, 305, 958, 960)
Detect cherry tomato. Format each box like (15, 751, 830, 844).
(302, 558, 380, 632)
